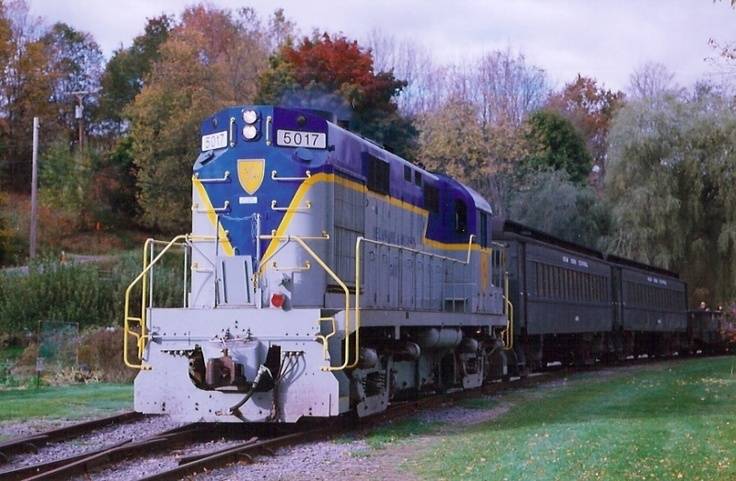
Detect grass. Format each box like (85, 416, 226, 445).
(0, 383, 133, 423)
(414, 356, 736, 481)
(363, 417, 439, 449)
(457, 396, 497, 410)
(337, 416, 439, 453)
(0, 346, 24, 363)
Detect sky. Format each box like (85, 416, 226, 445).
(29, 0, 736, 92)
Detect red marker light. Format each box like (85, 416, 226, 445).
(271, 293, 286, 308)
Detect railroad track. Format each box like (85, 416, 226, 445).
(136, 371, 566, 481)
(0, 411, 143, 463)
(0, 355, 702, 481)
(0, 424, 204, 481)
(0, 370, 576, 481)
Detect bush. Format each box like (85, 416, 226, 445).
(78, 327, 136, 383)
(0, 251, 185, 336)
(7, 327, 137, 385)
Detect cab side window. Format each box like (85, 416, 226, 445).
(455, 200, 467, 233)
(366, 154, 390, 195)
(479, 212, 488, 247)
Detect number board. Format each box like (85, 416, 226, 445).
(276, 129, 327, 149)
(201, 130, 228, 151)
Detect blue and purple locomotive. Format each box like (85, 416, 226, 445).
(125, 106, 511, 422)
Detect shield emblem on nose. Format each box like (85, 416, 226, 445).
(237, 159, 265, 195)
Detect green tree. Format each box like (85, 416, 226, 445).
(39, 133, 140, 232)
(97, 14, 172, 131)
(605, 87, 736, 306)
(256, 33, 418, 159)
(504, 169, 611, 248)
(523, 110, 593, 184)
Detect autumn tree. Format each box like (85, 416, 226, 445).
(0, 0, 55, 189)
(418, 97, 486, 181)
(414, 49, 548, 213)
(546, 75, 623, 185)
(417, 95, 533, 214)
(605, 87, 736, 306)
(127, 5, 270, 232)
(257, 33, 418, 159)
(0, 191, 10, 263)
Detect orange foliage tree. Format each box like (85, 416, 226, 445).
(257, 33, 418, 160)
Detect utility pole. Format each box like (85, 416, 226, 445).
(71, 90, 89, 149)
(30, 116, 39, 259)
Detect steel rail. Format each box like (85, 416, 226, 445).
(0, 411, 143, 463)
(0, 440, 133, 481)
(137, 430, 323, 481)
(0, 424, 204, 481)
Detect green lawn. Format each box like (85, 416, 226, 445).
(0, 346, 24, 363)
(0, 383, 133, 423)
(412, 356, 736, 481)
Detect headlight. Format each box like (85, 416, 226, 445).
(242, 125, 258, 140)
(243, 110, 258, 124)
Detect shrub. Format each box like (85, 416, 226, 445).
(0, 251, 185, 336)
(78, 327, 136, 383)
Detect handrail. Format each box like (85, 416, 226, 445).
(271, 169, 311, 181)
(502, 271, 514, 350)
(353, 234, 476, 369)
(272, 260, 311, 272)
(258, 234, 351, 371)
(265, 115, 273, 146)
(271, 200, 311, 212)
(193, 201, 230, 213)
(123, 234, 216, 370)
(228, 117, 236, 148)
(356, 234, 476, 266)
(195, 171, 230, 183)
(255, 232, 330, 282)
